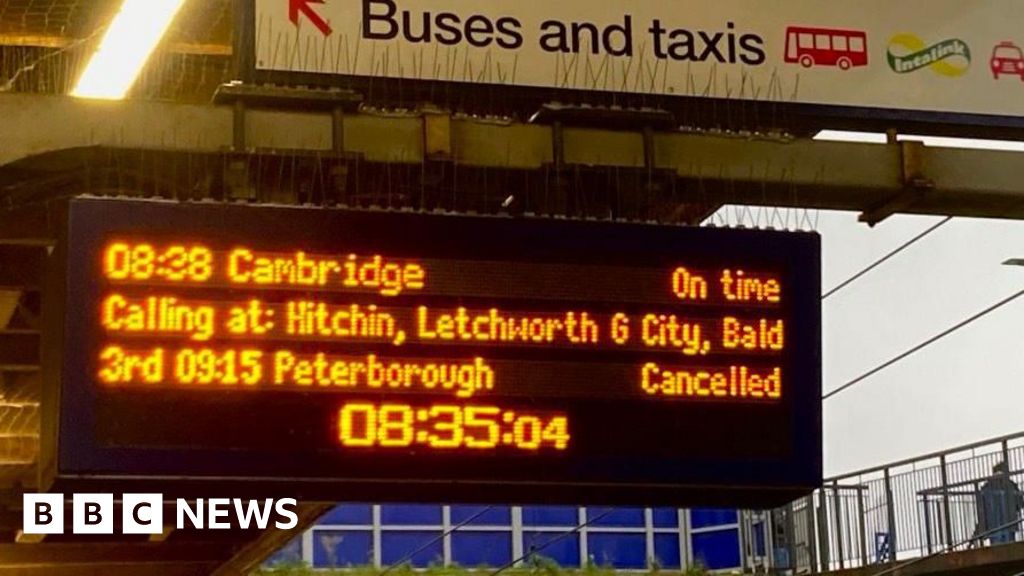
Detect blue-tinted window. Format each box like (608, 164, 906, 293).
(692, 529, 741, 570)
(381, 505, 442, 525)
(381, 531, 443, 567)
(588, 507, 644, 527)
(452, 532, 512, 567)
(265, 535, 302, 566)
(318, 504, 372, 526)
(450, 505, 511, 526)
(753, 521, 766, 556)
(313, 530, 372, 568)
(524, 531, 580, 566)
(690, 508, 738, 529)
(652, 508, 678, 528)
(587, 533, 646, 569)
(522, 506, 577, 526)
(653, 533, 681, 569)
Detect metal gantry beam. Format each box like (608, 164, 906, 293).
(2, 93, 1024, 221)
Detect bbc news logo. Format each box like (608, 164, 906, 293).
(23, 494, 298, 535)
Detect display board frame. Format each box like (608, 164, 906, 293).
(42, 197, 821, 506)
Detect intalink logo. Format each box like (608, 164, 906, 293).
(887, 33, 971, 77)
(23, 494, 298, 535)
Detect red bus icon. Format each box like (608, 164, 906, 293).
(785, 26, 868, 70)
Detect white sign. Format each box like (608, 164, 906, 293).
(255, 0, 1024, 118)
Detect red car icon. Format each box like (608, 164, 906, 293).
(991, 41, 1024, 79)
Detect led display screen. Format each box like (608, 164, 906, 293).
(46, 197, 821, 506)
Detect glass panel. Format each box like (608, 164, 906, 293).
(652, 508, 678, 528)
(450, 505, 511, 526)
(588, 507, 644, 527)
(690, 508, 738, 528)
(381, 531, 444, 567)
(524, 531, 581, 566)
(815, 34, 830, 50)
(265, 535, 303, 567)
(799, 33, 813, 48)
(653, 533, 681, 569)
(850, 37, 865, 52)
(313, 530, 372, 568)
(587, 533, 646, 569)
(522, 506, 578, 526)
(451, 532, 513, 567)
(380, 504, 442, 526)
(833, 35, 848, 52)
(692, 529, 741, 570)
(318, 504, 372, 526)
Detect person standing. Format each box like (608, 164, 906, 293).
(975, 462, 1024, 545)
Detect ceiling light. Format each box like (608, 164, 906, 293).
(72, 0, 188, 100)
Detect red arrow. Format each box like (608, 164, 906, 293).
(289, 0, 332, 37)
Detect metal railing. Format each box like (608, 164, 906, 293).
(771, 430, 1024, 573)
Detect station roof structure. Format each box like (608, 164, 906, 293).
(3, 0, 1024, 573)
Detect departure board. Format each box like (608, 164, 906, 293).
(44, 197, 821, 506)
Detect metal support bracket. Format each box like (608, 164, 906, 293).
(422, 106, 453, 161)
(535, 105, 680, 218)
(224, 152, 255, 201)
(417, 106, 456, 209)
(547, 120, 569, 215)
(232, 99, 247, 152)
(215, 82, 364, 155)
(859, 140, 935, 226)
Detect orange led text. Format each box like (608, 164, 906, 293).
(97, 346, 165, 384)
(417, 307, 599, 345)
(227, 250, 425, 296)
(640, 314, 710, 355)
(720, 269, 781, 303)
(722, 317, 784, 351)
(338, 403, 569, 451)
(286, 302, 406, 345)
(273, 352, 494, 398)
(103, 242, 214, 283)
(641, 364, 782, 400)
(101, 294, 216, 341)
(671, 267, 709, 300)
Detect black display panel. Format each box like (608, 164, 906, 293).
(45, 197, 822, 506)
